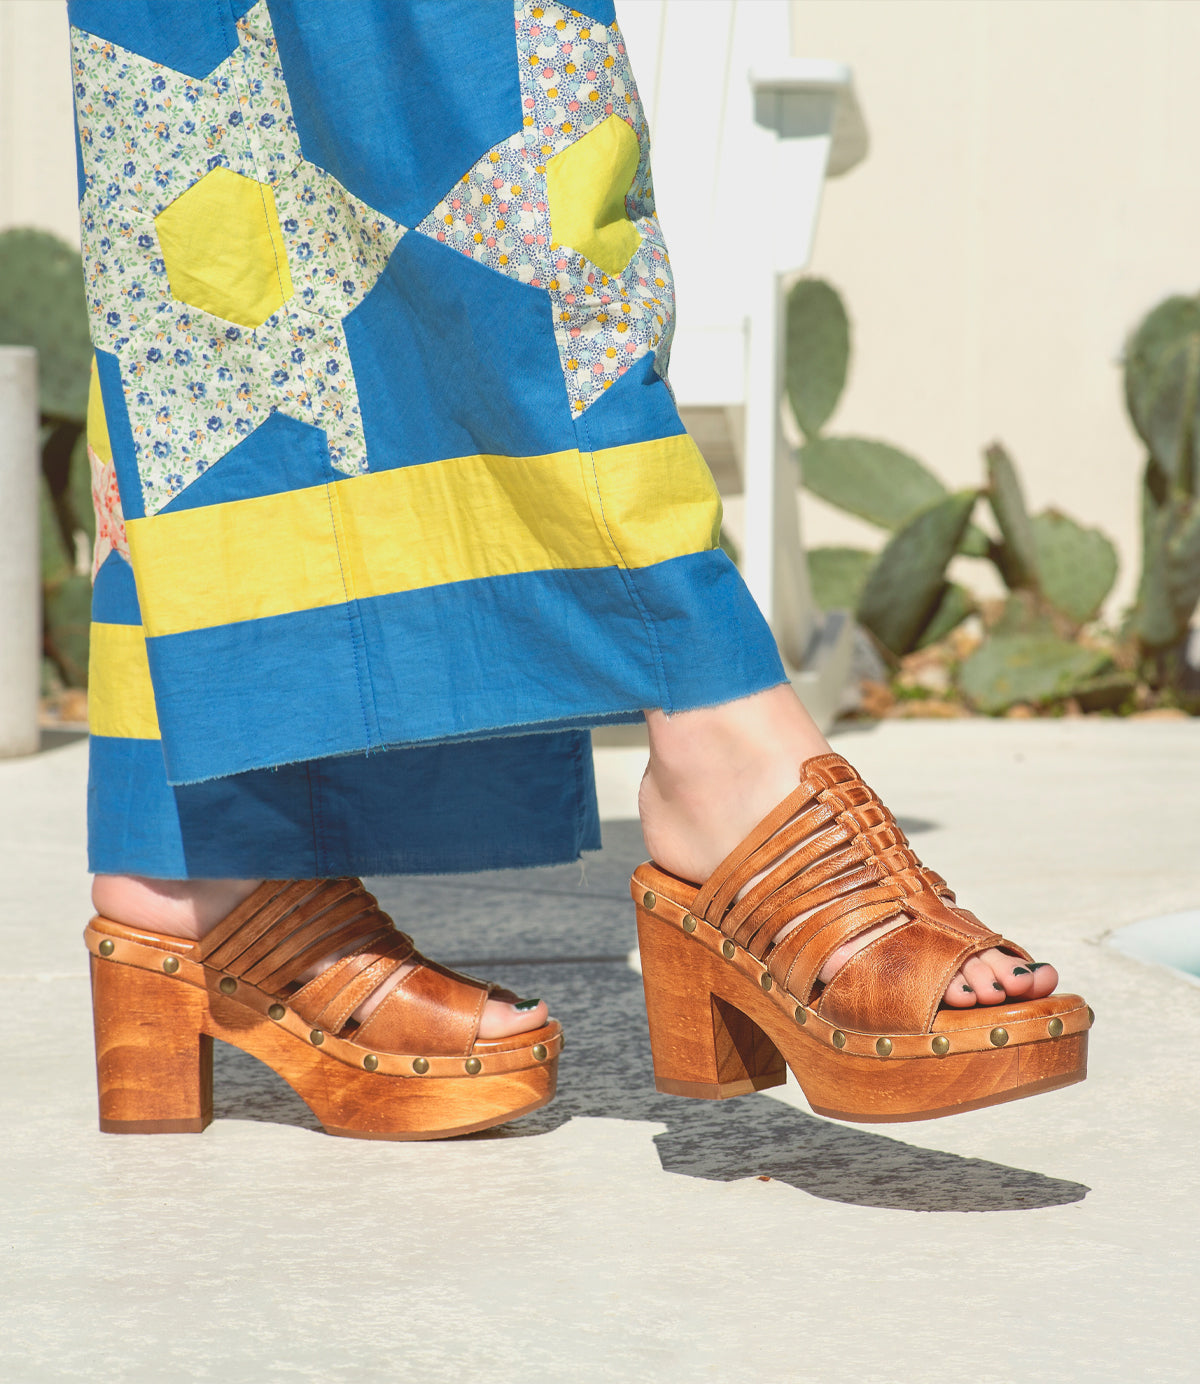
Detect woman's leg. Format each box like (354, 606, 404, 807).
(91, 875, 549, 1040)
(638, 684, 1058, 1009)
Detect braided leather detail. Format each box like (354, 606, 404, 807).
(196, 879, 489, 1054)
(687, 754, 1016, 1035)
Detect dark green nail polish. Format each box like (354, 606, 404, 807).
(993, 982, 1004, 991)
(962, 984, 973, 993)
(1012, 967, 1029, 975)
(514, 998, 541, 1011)
(1029, 962, 1048, 971)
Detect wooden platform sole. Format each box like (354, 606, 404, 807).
(635, 887, 1090, 1124)
(90, 952, 559, 1140)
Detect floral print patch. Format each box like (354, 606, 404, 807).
(71, 0, 403, 515)
(416, 0, 674, 415)
(89, 443, 128, 577)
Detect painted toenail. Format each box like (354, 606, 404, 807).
(962, 985, 973, 993)
(992, 982, 1004, 991)
(1029, 962, 1049, 971)
(514, 999, 541, 1010)
(1012, 967, 1029, 975)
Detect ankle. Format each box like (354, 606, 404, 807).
(92, 875, 263, 941)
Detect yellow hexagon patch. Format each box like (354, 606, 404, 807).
(155, 167, 293, 328)
(545, 114, 641, 275)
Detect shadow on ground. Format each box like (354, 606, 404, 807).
(210, 818, 1088, 1215)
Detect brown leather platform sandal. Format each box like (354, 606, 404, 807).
(84, 879, 561, 1139)
(631, 753, 1092, 1123)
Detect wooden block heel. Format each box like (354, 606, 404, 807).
(632, 753, 1092, 1124)
(91, 950, 214, 1134)
(85, 879, 562, 1140)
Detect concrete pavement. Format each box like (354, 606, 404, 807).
(2, 720, 1198, 1382)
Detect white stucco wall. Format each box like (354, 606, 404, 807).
(791, 0, 1200, 612)
(0, 0, 78, 247)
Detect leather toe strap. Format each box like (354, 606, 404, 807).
(353, 955, 488, 1056)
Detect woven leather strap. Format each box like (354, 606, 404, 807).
(691, 755, 1030, 1035)
(199, 880, 489, 1055)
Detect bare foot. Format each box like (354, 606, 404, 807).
(639, 685, 1058, 1008)
(91, 875, 548, 1039)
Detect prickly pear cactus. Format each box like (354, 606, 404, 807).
(0, 228, 92, 423)
(985, 443, 1039, 590)
(799, 436, 947, 530)
(915, 582, 973, 650)
(1124, 294, 1200, 495)
(785, 277, 850, 440)
(1135, 493, 1200, 651)
(807, 546, 875, 614)
(857, 490, 977, 655)
(1032, 509, 1118, 625)
(958, 634, 1112, 714)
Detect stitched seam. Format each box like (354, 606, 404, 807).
(324, 483, 381, 750)
(573, 406, 672, 712)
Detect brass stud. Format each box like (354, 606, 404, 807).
(1087, 1006, 1095, 1026)
(412, 1057, 430, 1075)
(98, 939, 115, 957)
(465, 1057, 482, 1075)
(642, 891, 657, 909)
(268, 1003, 286, 1021)
(309, 1029, 324, 1046)
(362, 1054, 379, 1072)
(794, 1006, 807, 1025)
(161, 955, 180, 975)
(989, 1026, 1009, 1048)
(721, 940, 736, 960)
(532, 1043, 548, 1061)
(759, 972, 773, 992)
(218, 976, 237, 996)
(831, 1030, 847, 1049)
(931, 1035, 950, 1056)
(875, 1037, 893, 1057)
(681, 914, 697, 933)
(1047, 1017, 1064, 1039)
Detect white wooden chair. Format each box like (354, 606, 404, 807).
(618, 0, 868, 727)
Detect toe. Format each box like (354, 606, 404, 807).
(941, 970, 977, 1007)
(477, 997, 548, 1040)
(983, 948, 1036, 997)
(962, 954, 1008, 1004)
(1026, 960, 1059, 998)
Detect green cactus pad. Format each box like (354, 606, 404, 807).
(800, 436, 949, 531)
(1135, 494, 1200, 650)
(958, 634, 1112, 714)
(785, 278, 850, 439)
(807, 546, 875, 613)
(1124, 294, 1200, 494)
(915, 582, 973, 649)
(985, 443, 1038, 590)
(0, 229, 92, 423)
(43, 572, 92, 689)
(857, 490, 978, 655)
(1032, 509, 1118, 625)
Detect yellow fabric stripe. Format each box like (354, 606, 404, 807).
(128, 435, 720, 638)
(87, 357, 112, 463)
(88, 623, 161, 739)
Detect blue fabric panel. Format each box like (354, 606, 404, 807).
(67, 0, 256, 78)
(91, 550, 142, 625)
(574, 353, 686, 451)
(147, 553, 784, 784)
(627, 551, 786, 709)
(576, 1, 618, 25)
(159, 410, 341, 512)
(94, 346, 144, 520)
(89, 736, 187, 877)
(147, 604, 372, 783)
(72, 101, 86, 203)
(267, 0, 521, 227)
(345, 234, 576, 468)
(88, 731, 600, 878)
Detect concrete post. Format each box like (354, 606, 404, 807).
(0, 346, 41, 757)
